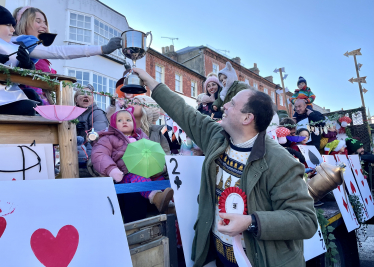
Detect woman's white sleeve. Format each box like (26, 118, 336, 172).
(30, 44, 102, 59)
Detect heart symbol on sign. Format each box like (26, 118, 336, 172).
(362, 180, 365, 187)
(0, 217, 6, 238)
(355, 169, 358, 176)
(30, 225, 79, 267)
(365, 198, 368, 205)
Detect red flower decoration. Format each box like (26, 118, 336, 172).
(218, 187, 247, 225)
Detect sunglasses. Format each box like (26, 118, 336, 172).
(77, 90, 93, 96)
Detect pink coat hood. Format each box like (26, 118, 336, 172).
(91, 125, 149, 178)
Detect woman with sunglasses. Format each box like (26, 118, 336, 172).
(74, 84, 108, 162)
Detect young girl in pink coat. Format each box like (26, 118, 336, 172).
(91, 107, 174, 213)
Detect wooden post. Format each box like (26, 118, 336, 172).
(353, 55, 366, 108)
(278, 68, 290, 117)
(57, 81, 79, 178)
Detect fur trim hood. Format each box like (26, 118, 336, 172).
(218, 62, 238, 100)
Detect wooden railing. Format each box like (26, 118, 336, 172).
(0, 66, 79, 178)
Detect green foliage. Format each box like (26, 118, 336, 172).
(316, 209, 338, 266)
(68, 119, 79, 124)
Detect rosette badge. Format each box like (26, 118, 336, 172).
(218, 187, 247, 225)
(122, 139, 166, 178)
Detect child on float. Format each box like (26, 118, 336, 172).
(91, 107, 174, 213)
(0, 5, 42, 115)
(11, 6, 121, 105)
(212, 62, 250, 111)
(197, 72, 222, 119)
(290, 128, 310, 168)
(290, 76, 316, 117)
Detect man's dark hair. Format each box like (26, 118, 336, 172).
(241, 90, 274, 132)
(280, 117, 296, 130)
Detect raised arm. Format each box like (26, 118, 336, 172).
(133, 68, 222, 153)
(30, 37, 121, 59)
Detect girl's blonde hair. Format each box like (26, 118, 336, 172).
(12, 7, 49, 36)
(139, 107, 150, 136)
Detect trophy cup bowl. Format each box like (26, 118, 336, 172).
(120, 30, 152, 94)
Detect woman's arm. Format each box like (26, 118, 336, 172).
(30, 37, 121, 59)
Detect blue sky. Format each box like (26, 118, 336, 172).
(103, 0, 373, 114)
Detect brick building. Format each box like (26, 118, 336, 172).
(145, 47, 205, 108)
(162, 45, 293, 114)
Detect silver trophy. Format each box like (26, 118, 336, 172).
(120, 30, 152, 94)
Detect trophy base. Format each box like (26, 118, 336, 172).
(120, 84, 147, 94)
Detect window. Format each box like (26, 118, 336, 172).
(69, 11, 123, 59)
(68, 68, 116, 110)
(94, 18, 122, 58)
(213, 63, 219, 74)
(155, 65, 164, 83)
(191, 81, 197, 98)
(253, 82, 258, 90)
(279, 95, 283, 106)
(69, 13, 91, 43)
(245, 79, 249, 84)
(68, 69, 90, 86)
(263, 88, 268, 94)
(175, 74, 182, 92)
(271, 91, 275, 103)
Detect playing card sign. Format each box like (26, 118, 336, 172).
(0, 178, 132, 267)
(298, 145, 323, 168)
(335, 154, 370, 222)
(166, 156, 205, 267)
(348, 155, 374, 219)
(303, 224, 327, 261)
(322, 155, 359, 232)
(0, 145, 49, 181)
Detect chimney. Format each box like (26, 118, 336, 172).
(163, 45, 178, 61)
(249, 63, 260, 75)
(231, 57, 241, 65)
(264, 76, 273, 83)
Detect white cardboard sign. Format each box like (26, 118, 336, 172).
(348, 155, 374, 219)
(322, 155, 360, 232)
(0, 144, 54, 179)
(298, 145, 323, 168)
(166, 156, 205, 267)
(303, 224, 327, 261)
(166, 155, 321, 265)
(0, 145, 49, 181)
(335, 154, 370, 221)
(0, 178, 132, 266)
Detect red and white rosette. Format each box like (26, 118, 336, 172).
(218, 187, 252, 267)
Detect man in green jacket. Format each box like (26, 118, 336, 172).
(134, 68, 318, 267)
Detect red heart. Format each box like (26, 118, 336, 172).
(362, 180, 365, 187)
(355, 169, 358, 176)
(0, 217, 6, 238)
(31, 225, 79, 267)
(12, 178, 16, 181)
(365, 198, 368, 205)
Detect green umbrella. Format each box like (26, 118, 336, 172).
(122, 139, 166, 178)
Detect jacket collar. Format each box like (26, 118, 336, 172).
(220, 130, 266, 164)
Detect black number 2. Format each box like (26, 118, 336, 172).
(170, 158, 180, 174)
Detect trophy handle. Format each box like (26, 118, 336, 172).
(145, 31, 152, 52)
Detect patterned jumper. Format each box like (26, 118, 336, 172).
(213, 135, 257, 266)
(290, 86, 316, 106)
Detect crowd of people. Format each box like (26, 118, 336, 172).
(1, 4, 373, 266)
